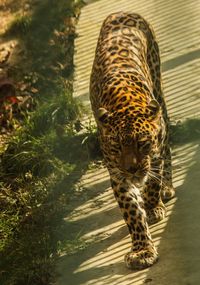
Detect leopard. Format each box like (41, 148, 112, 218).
(90, 12, 175, 270)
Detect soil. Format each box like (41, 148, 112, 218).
(0, 0, 37, 142)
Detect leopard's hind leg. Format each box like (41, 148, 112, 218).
(146, 28, 175, 202)
(161, 134, 175, 201)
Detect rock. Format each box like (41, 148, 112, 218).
(24, 3, 31, 11)
(0, 50, 10, 65)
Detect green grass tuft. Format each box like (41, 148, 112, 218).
(0, 0, 89, 284)
(8, 14, 32, 35)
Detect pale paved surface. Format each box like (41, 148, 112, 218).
(56, 0, 200, 284)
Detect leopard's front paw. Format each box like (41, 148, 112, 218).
(161, 186, 175, 201)
(146, 205, 166, 225)
(124, 247, 158, 270)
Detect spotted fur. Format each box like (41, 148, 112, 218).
(90, 12, 175, 270)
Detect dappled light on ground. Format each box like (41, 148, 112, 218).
(56, 0, 200, 284)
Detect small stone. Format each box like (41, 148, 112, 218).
(144, 278, 153, 283)
(30, 87, 38, 93)
(0, 50, 10, 64)
(10, 42, 16, 48)
(24, 3, 30, 10)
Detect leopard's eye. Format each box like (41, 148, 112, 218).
(138, 140, 152, 154)
(105, 135, 119, 145)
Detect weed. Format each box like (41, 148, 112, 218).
(0, 0, 88, 284)
(81, 118, 101, 159)
(57, 231, 89, 256)
(8, 14, 32, 35)
(170, 118, 200, 145)
(30, 87, 82, 136)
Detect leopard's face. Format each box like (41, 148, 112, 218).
(97, 100, 163, 186)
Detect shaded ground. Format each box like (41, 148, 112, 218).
(56, 0, 200, 285)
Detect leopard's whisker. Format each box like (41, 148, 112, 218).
(151, 167, 172, 174)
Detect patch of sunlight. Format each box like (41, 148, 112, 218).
(172, 143, 199, 187)
(74, 236, 130, 273)
(81, 168, 109, 188)
(66, 187, 115, 222)
(163, 58, 200, 120)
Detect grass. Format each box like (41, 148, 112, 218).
(8, 14, 32, 34)
(0, 1, 92, 284)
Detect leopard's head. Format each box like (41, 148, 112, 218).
(97, 99, 163, 186)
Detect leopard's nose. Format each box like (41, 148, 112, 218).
(127, 166, 137, 173)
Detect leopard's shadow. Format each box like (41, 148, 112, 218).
(143, 141, 200, 284)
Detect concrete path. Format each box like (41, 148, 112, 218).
(56, 1, 200, 284)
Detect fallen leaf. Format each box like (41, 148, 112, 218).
(30, 87, 38, 93)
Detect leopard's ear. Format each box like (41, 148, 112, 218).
(146, 99, 160, 120)
(96, 107, 110, 125)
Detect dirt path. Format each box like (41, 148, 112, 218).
(56, 0, 200, 284)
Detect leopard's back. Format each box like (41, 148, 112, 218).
(90, 12, 165, 116)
